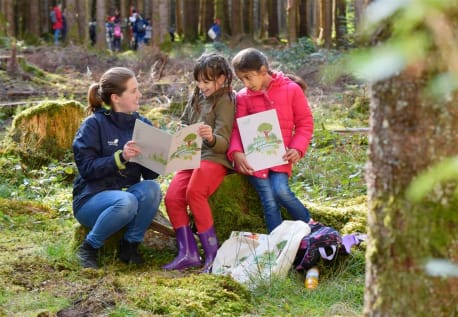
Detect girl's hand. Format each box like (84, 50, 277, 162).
(233, 152, 255, 175)
(198, 124, 214, 143)
(283, 148, 300, 164)
(122, 140, 141, 161)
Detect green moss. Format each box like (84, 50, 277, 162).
(210, 173, 267, 240)
(366, 194, 458, 315)
(124, 273, 253, 316)
(307, 197, 367, 234)
(5, 100, 85, 168)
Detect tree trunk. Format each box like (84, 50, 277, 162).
(354, 0, 371, 32)
(364, 66, 458, 316)
(334, 0, 347, 48)
(76, 0, 89, 45)
(297, 0, 308, 38)
(28, 1, 40, 39)
(320, 0, 332, 48)
(267, 0, 279, 38)
(157, 0, 170, 44)
(95, 0, 106, 49)
(183, 0, 199, 42)
(231, 0, 243, 38)
(175, 0, 183, 37)
(243, 0, 253, 35)
(65, 0, 78, 45)
(287, 0, 297, 46)
(215, 0, 230, 37)
(202, 0, 215, 38)
(309, 0, 319, 40)
(259, 0, 267, 39)
(5, 0, 14, 38)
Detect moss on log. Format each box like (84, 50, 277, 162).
(5, 100, 85, 168)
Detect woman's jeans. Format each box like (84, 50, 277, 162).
(75, 180, 162, 249)
(249, 171, 310, 233)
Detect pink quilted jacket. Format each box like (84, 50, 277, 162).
(227, 72, 313, 178)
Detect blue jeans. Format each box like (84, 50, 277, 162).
(75, 180, 162, 248)
(54, 29, 61, 45)
(249, 171, 310, 233)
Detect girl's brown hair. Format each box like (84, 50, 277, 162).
(86, 67, 135, 113)
(190, 53, 234, 112)
(232, 47, 307, 92)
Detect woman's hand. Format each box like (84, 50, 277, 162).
(233, 152, 255, 175)
(198, 124, 214, 143)
(283, 148, 300, 164)
(122, 140, 141, 161)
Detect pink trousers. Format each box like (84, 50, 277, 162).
(164, 160, 227, 232)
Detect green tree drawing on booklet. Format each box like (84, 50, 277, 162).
(246, 122, 282, 155)
(170, 133, 201, 161)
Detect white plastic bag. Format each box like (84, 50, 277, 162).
(212, 220, 310, 286)
(208, 27, 217, 40)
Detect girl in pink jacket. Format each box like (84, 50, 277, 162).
(228, 48, 313, 233)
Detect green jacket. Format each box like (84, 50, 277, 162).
(180, 87, 235, 169)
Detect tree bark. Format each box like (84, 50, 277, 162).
(334, 0, 347, 48)
(287, 0, 297, 46)
(175, 0, 183, 37)
(231, 0, 243, 38)
(5, 0, 14, 38)
(76, 0, 89, 45)
(183, 0, 199, 42)
(267, 0, 279, 38)
(297, 0, 308, 38)
(243, 0, 253, 35)
(215, 0, 230, 37)
(28, 1, 40, 39)
(202, 0, 215, 37)
(320, 0, 332, 48)
(365, 69, 458, 316)
(95, 0, 106, 49)
(65, 0, 79, 45)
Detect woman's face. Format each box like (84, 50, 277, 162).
(112, 77, 142, 113)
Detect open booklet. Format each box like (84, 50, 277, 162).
(130, 119, 203, 175)
(237, 109, 286, 171)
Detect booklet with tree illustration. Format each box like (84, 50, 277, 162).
(236, 109, 286, 171)
(130, 119, 203, 175)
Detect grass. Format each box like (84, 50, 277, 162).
(0, 47, 368, 316)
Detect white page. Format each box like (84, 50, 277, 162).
(131, 119, 202, 175)
(236, 109, 287, 171)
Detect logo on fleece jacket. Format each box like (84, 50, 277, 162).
(107, 139, 119, 146)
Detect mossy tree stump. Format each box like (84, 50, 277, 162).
(210, 173, 266, 240)
(5, 100, 85, 168)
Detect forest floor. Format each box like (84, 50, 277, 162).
(0, 42, 369, 316)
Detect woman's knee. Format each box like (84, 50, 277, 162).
(114, 193, 138, 217)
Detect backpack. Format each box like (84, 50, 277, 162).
(293, 222, 342, 271)
(135, 18, 147, 34)
(113, 24, 122, 38)
(50, 10, 57, 24)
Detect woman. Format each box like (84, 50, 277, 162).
(72, 67, 162, 269)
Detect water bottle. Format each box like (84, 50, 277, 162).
(305, 267, 319, 289)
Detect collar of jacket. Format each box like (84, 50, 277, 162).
(95, 106, 140, 130)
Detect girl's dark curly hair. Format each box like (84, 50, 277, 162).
(190, 53, 234, 112)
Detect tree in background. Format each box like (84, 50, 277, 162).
(267, 0, 279, 38)
(95, 0, 106, 49)
(183, 0, 198, 42)
(231, 0, 243, 40)
(355, 1, 458, 315)
(287, 0, 297, 46)
(334, 0, 347, 48)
